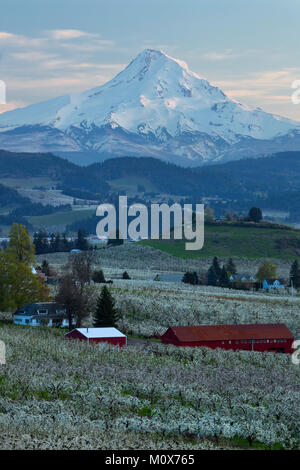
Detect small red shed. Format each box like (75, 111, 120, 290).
(161, 323, 294, 353)
(65, 327, 127, 347)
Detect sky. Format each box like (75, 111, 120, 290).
(1, 0, 300, 120)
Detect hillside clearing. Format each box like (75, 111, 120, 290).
(141, 224, 300, 261)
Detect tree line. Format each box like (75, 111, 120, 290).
(33, 229, 89, 254)
(183, 256, 300, 290)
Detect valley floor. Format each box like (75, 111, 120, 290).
(0, 244, 299, 450)
(0, 323, 299, 450)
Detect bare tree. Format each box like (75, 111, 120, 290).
(67, 251, 96, 293)
(56, 270, 92, 330)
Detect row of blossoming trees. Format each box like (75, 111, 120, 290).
(0, 324, 299, 449)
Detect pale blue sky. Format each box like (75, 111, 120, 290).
(1, 0, 300, 120)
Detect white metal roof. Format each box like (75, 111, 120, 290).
(72, 327, 126, 338)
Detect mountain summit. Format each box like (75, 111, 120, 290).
(0, 48, 300, 165)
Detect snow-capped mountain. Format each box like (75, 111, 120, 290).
(0, 48, 300, 166)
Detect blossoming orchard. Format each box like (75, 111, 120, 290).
(0, 246, 299, 450)
(0, 325, 299, 450)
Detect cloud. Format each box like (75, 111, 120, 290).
(201, 49, 245, 61)
(0, 32, 15, 40)
(216, 69, 297, 89)
(212, 68, 300, 119)
(10, 51, 57, 61)
(59, 39, 115, 52)
(0, 29, 114, 50)
(0, 101, 27, 114)
(0, 31, 44, 47)
(1, 30, 299, 121)
(47, 29, 100, 40)
(0, 29, 120, 109)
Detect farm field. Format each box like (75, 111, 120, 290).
(0, 322, 299, 450)
(0, 177, 56, 190)
(36, 245, 300, 342)
(1, 244, 299, 450)
(141, 224, 300, 261)
(36, 244, 294, 278)
(36, 245, 300, 338)
(27, 209, 95, 231)
(109, 280, 300, 340)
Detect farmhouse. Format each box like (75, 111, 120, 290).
(161, 323, 294, 353)
(14, 302, 68, 327)
(154, 273, 184, 283)
(46, 275, 63, 285)
(65, 327, 127, 347)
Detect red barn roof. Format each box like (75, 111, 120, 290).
(165, 324, 293, 342)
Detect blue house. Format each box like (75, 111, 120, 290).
(14, 302, 69, 327)
(263, 279, 286, 290)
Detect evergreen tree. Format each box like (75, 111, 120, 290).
(92, 269, 106, 283)
(226, 257, 237, 275)
(122, 271, 131, 280)
(182, 271, 198, 285)
(62, 233, 70, 252)
(49, 233, 56, 252)
(207, 265, 218, 286)
(107, 229, 124, 247)
(33, 230, 49, 255)
(41, 259, 51, 276)
(212, 257, 221, 278)
(219, 265, 230, 288)
(289, 260, 300, 288)
(76, 229, 89, 251)
(248, 207, 263, 223)
(54, 233, 61, 252)
(93, 286, 120, 327)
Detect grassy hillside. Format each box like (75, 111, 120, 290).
(0, 177, 57, 190)
(27, 208, 95, 231)
(141, 223, 300, 260)
(0, 150, 110, 195)
(2, 150, 300, 230)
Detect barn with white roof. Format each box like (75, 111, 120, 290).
(65, 327, 127, 347)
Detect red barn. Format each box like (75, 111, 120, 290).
(161, 323, 294, 353)
(65, 327, 127, 347)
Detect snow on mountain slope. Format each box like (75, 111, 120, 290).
(0, 49, 300, 165)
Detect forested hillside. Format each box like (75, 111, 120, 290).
(2, 150, 300, 224)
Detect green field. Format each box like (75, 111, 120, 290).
(141, 224, 300, 260)
(0, 177, 57, 190)
(27, 209, 95, 230)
